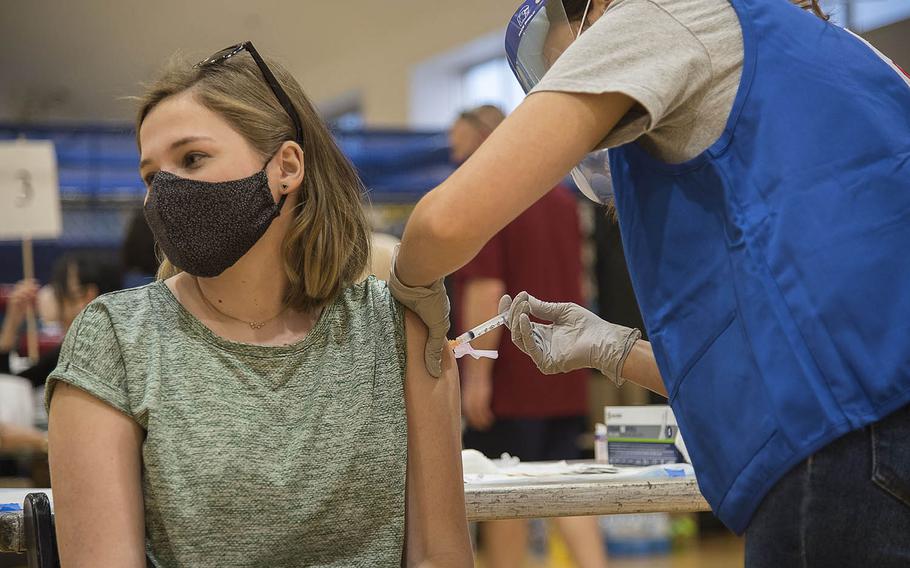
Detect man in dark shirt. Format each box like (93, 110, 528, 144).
(451, 106, 608, 568)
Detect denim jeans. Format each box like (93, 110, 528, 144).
(745, 404, 910, 567)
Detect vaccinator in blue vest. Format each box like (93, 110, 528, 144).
(392, 0, 910, 564)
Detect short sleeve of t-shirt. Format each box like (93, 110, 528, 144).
(46, 301, 130, 416)
(531, 0, 715, 156)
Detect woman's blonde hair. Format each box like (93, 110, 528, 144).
(799, 0, 830, 20)
(136, 51, 371, 311)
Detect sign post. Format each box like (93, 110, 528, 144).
(0, 141, 62, 363)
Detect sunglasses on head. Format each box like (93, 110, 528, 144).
(195, 41, 304, 145)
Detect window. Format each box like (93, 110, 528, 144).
(461, 57, 526, 114)
(820, 0, 910, 32)
(410, 29, 525, 129)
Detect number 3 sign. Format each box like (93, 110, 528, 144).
(0, 140, 62, 241)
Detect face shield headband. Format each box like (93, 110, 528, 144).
(505, 0, 614, 204)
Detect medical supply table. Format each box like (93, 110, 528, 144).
(464, 473, 710, 521)
(0, 469, 710, 554)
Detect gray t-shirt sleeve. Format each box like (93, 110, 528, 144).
(531, 0, 713, 150)
(45, 301, 130, 416)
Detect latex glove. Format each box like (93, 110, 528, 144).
(462, 374, 495, 431)
(388, 245, 450, 378)
(499, 292, 641, 386)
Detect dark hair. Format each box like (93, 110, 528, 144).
(51, 252, 122, 300)
(457, 105, 506, 136)
(562, 0, 591, 21)
(122, 208, 160, 276)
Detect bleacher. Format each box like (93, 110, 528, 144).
(0, 124, 454, 283)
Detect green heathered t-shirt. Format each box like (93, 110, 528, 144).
(46, 277, 408, 567)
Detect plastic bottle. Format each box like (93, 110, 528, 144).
(594, 423, 608, 464)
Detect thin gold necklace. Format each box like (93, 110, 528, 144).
(193, 276, 288, 330)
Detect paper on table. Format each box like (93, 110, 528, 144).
(461, 450, 694, 485)
(463, 450, 618, 477)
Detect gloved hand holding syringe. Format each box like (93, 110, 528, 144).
(449, 312, 506, 360)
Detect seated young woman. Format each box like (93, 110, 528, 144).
(45, 42, 471, 568)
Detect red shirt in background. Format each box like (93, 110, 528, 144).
(453, 185, 588, 419)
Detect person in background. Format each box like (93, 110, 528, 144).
(0, 422, 48, 454)
(0, 253, 121, 387)
(448, 105, 504, 164)
(122, 207, 160, 287)
(451, 105, 609, 568)
(0, 278, 41, 381)
(35, 284, 61, 334)
(0, 253, 121, 456)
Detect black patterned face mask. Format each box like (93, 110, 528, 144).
(144, 168, 288, 278)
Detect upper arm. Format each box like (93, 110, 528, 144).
(461, 278, 506, 326)
(457, 235, 507, 347)
(402, 310, 473, 567)
(458, 278, 506, 384)
(397, 90, 634, 285)
(49, 382, 146, 567)
(460, 278, 506, 351)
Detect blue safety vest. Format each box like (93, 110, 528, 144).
(608, 0, 910, 533)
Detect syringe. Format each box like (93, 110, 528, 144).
(450, 312, 508, 348)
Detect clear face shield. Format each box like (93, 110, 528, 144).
(505, 0, 614, 205)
